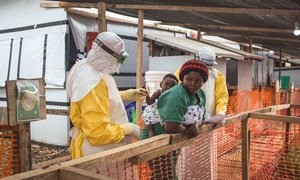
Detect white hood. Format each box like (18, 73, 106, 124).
(66, 32, 126, 102)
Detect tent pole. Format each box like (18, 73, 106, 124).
(97, 2, 106, 33)
(273, 58, 277, 105)
(197, 28, 201, 41)
(249, 38, 252, 53)
(136, 10, 144, 121)
(278, 48, 282, 104)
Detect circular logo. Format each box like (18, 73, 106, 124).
(21, 91, 36, 111)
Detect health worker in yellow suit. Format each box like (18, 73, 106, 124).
(66, 32, 147, 159)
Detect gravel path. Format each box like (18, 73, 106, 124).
(31, 142, 70, 166)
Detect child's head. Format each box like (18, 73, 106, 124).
(160, 73, 178, 93)
(179, 59, 208, 95)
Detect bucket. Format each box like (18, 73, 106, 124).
(145, 71, 170, 96)
(280, 76, 291, 90)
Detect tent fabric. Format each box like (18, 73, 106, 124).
(8, 38, 21, 81)
(0, 39, 11, 86)
(68, 12, 186, 53)
(199, 39, 263, 61)
(144, 33, 256, 61)
(0, 25, 67, 88)
(68, 14, 93, 53)
(18, 35, 44, 79)
(238, 61, 253, 91)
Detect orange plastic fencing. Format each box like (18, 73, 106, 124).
(0, 125, 20, 178)
(249, 120, 300, 180)
(91, 88, 300, 179)
(218, 88, 300, 180)
(3, 88, 299, 179)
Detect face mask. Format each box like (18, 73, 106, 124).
(109, 62, 121, 74)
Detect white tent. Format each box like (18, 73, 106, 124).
(144, 33, 263, 92)
(0, 0, 187, 146)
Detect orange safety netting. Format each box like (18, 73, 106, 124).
(218, 89, 300, 180)
(0, 125, 20, 178)
(2, 89, 300, 179)
(91, 88, 300, 179)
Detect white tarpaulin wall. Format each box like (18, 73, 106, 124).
(0, 0, 67, 88)
(68, 13, 185, 53)
(252, 50, 274, 87)
(149, 55, 194, 73)
(0, 0, 69, 146)
(0, 30, 67, 88)
(0, 40, 10, 86)
(238, 60, 253, 91)
(149, 55, 227, 81)
(68, 13, 184, 89)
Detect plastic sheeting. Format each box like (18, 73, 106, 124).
(0, 0, 68, 88)
(0, 40, 11, 86)
(238, 60, 253, 91)
(68, 13, 185, 89)
(0, 31, 67, 88)
(252, 50, 273, 87)
(0, 0, 69, 146)
(68, 13, 185, 53)
(0, 0, 66, 30)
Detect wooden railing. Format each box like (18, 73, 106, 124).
(2, 104, 300, 180)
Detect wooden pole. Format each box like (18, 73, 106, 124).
(42, 2, 300, 16)
(136, 10, 144, 121)
(279, 48, 282, 87)
(97, 2, 106, 33)
(106, 4, 300, 16)
(205, 32, 300, 42)
(196, 24, 294, 33)
(242, 118, 249, 180)
(19, 123, 32, 172)
(197, 28, 201, 41)
(149, 40, 154, 57)
(249, 38, 252, 53)
(273, 58, 277, 105)
(286, 89, 290, 104)
(285, 108, 291, 154)
(278, 48, 282, 104)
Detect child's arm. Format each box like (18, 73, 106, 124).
(146, 124, 155, 137)
(146, 90, 161, 105)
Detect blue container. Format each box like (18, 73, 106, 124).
(125, 102, 145, 124)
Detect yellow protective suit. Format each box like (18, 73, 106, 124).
(175, 67, 228, 116)
(70, 80, 123, 158)
(69, 73, 134, 159)
(67, 32, 141, 160)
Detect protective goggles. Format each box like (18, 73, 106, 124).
(94, 38, 129, 64)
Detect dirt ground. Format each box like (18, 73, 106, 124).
(31, 141, 70, 168)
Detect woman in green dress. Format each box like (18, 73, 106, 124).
(140, 59, 209, 179)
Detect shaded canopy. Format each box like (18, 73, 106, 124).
(51, 0, 300, 59)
